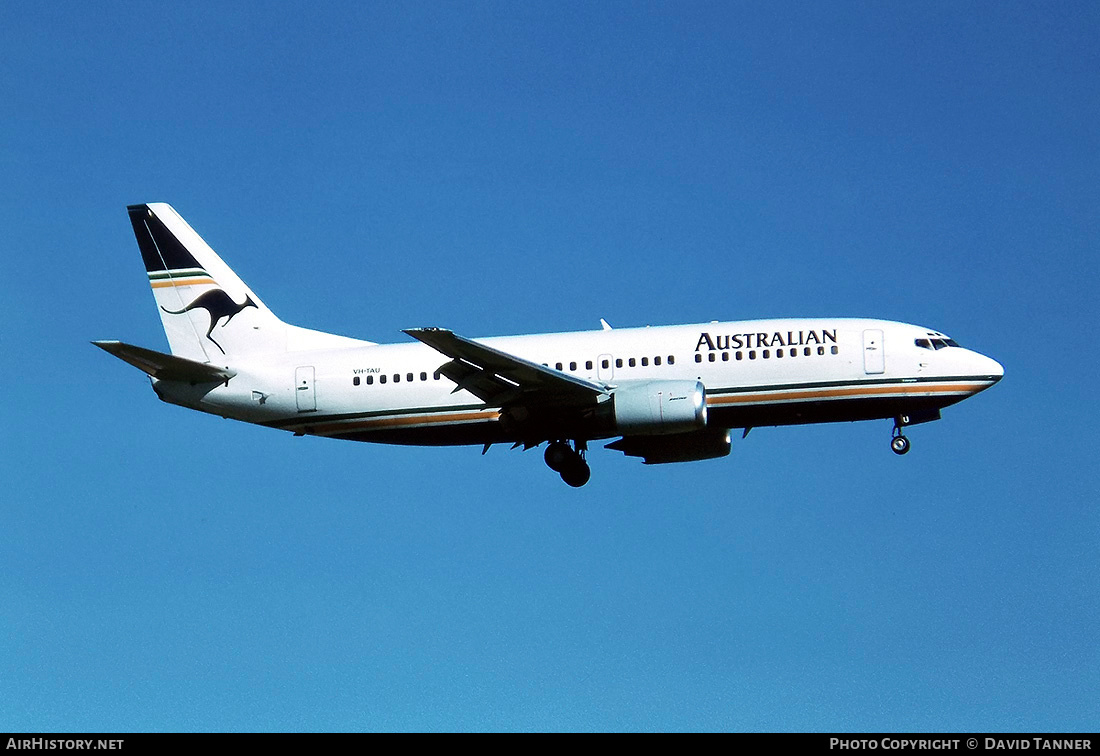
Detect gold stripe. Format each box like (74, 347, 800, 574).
(707, 382, 985, 406)
(313, 410, 501, 436)
(150, 277, 216, 289)
(305, 384, 980, 434)
(294, 383, 983, 436)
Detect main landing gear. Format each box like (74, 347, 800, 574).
(544, 440, 591, 487)
(891, 418, 911, 455)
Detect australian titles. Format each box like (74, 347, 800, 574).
(695, 329, 837, 352)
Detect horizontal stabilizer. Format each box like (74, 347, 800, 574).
(92, 340, 236, 383)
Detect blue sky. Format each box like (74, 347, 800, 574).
(2, 1, 1097, 732)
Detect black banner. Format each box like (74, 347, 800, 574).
(2, 733, 1097, 744)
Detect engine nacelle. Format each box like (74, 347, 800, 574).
(606, 429, 731, 465)
(611, 380, 707, 435)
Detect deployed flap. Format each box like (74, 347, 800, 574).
(93, 340, 236, 383)
(403, 328, 607, 406)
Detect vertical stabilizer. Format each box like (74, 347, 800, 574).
(128, 203, 287, 361)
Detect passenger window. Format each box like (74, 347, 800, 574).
(570, 361, 577, 371)
(407, 372, 414, 382)
(629, 358, 636, 367)
(654, 356, 662, 366)
(668, 355, 675, 365)
(695, 354, 702, 363)
(394, 374, 400, 383)
(555, 362, 563, 371)
(616, 358, 623, 368)
(602, 359, 610, 369)
(817, 346, 824, 355)
(721, 352, 729, 361)
(420, 371, 427, 381)
(763, 350, 770, 359)
(641, 357, 649, 366)
(736, 351, 743, 361)
(776, 349, 783, 358)
(749, 350, 756, 360)
(380, 375, 387, 384)
(586, 360, 593, 370)
(353, 376, 360, 386)
(831, 346, 838, 355)
(804, 347, 811, 356)
(433, 371, 441, 380)
(367, 375, 374, 385)
(708, 353, 716, 362)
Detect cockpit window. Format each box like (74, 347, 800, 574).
(917, 337, 963, 350)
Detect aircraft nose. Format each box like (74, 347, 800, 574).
(974, 352, 1004, 383)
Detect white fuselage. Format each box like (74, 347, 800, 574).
(156, 317, 1003, 447)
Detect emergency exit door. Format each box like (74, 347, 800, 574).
(597, 354, 614, 382)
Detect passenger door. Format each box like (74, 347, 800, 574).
(295, 366, 317, 411)
(862, 330, 885, 374)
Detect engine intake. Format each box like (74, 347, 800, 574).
(611, 380, 707, 435)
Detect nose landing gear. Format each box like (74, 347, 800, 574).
(891, 419, 910, 455)
(891, 433, 910, 455)
(544, 440, 591, 487)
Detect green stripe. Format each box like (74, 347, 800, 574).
(706, 375, 994, 397)
(148, 268, 209, 281)
(264, 376, 996, 429)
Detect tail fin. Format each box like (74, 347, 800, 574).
(128, 203, 288, 361)
(127, 203, 373, 361)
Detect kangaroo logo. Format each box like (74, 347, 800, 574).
(162, 289, 258, 354)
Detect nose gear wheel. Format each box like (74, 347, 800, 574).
(891, 420, 910, 455)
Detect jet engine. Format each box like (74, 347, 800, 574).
(611, 380, 707, 435)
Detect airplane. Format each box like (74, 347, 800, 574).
(95, 203, 1004, 487)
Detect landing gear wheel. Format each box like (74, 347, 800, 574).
(545, 440, 592, 486)
(544, 442, 572, 472)
(891, 435, 910, 455)
(560, 458, 591, 488)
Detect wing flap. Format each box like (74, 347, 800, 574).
(438, 360, 522, 405)
(404, 328, 606, 406)
(93, 340, 236, 383)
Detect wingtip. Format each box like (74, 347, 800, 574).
(404, 327, 452, 337)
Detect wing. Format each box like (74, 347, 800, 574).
(403, 328, 607, 407)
